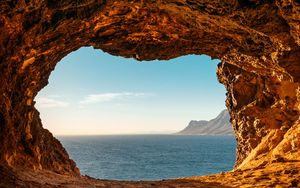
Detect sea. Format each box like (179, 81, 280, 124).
(58, 135, 236, 181)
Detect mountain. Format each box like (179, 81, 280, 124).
(177, 110, 233, 135)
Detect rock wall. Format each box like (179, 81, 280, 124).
(0, 0, 299, 178)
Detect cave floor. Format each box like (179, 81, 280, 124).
(183, 161, 300, 188)
(1, 161, 299, 188)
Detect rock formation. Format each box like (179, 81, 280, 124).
(177, 110, 233, 135)
(0, 0, 299, 187)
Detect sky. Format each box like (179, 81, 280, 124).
(35, 47, 226, 135)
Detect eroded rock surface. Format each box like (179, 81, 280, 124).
(0, 0, 299, 187)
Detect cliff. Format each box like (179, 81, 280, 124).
(178, 110, 233, 135)
(0, 0, 299, 187)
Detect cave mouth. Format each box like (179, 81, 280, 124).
(1, 1, 300, 186)
(35, 47, 236, 180)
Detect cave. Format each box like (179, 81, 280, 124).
(0, 0, 300, 187)
(35, 47, 234, 180)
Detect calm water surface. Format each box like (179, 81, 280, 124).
(58, 135, 236, 180)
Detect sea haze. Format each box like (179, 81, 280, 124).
(58, 135, 236, 181)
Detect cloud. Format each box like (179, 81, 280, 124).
(35, 97, 69, 108)
(79, 92, 146, 105)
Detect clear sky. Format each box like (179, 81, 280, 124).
(35, 47, 226, 135)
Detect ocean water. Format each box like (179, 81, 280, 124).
(58, 135, 236, 181)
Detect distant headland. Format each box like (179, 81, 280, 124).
(177, 110, 233, 135)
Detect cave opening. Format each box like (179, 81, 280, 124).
(1, 1, 300, 186)
(35, 47, 236, 180)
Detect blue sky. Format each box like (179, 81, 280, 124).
(35, 47, 226, 135)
